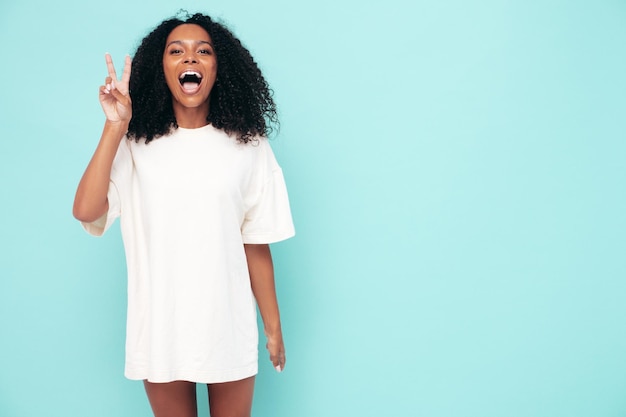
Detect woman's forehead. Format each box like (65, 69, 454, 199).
(167, 24, 211, 43)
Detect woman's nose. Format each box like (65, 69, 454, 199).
(183, 54, 198, 64)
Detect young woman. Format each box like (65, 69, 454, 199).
(73, 12, 294, 417)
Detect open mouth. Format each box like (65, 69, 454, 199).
(179, 71, 203, 93)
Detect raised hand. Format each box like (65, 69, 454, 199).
(99, 53, 132, 124)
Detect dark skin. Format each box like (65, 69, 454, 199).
(144, 377, 255, 417)
(74, 24, 286, 417)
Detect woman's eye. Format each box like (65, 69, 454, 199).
(199, 49, 212, 55)
(169, 49, 182, 55)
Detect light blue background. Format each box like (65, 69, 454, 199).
(1, 1, 625, 416)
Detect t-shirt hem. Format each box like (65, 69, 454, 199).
(242, 229, 296, 244)
(124, 363, 258, 384)
(80, 220, 105, 237)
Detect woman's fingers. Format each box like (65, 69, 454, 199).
(109, 85, 130, 105)
(121, 55, 132, 86)
(273, 349, 286, 372)
(99, 76, 111, 94)
(99, 54, 132, 123)
(105, 53, 118, 81)
(104, 54, 131, 95)
(266, 338, 286, 372)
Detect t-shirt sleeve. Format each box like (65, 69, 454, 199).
(241, 141, 295, 244)
(80, 138, 131, 237)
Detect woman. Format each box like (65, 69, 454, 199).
(73, 12, 294, 417)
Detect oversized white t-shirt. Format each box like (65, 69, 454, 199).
(82, 124, 295, 383)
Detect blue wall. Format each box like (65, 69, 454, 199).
(1, 1, 625, 416)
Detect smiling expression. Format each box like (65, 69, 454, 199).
(163, 24, 218, 123)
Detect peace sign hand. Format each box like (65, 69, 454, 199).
(99, 53, 132, 124)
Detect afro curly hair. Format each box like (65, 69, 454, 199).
(128, 12, 278, 144)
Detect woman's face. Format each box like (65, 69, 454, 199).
(163, 24, 218, 116)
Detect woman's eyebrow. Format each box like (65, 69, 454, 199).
(166, 40, 214, 48)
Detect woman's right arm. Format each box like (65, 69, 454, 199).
(73, 54, 132, 223)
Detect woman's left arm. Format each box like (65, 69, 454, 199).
(245, 243, 286, 372)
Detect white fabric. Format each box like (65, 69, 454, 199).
(82, 124, 295, 383)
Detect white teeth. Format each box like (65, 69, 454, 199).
(179, 71, 202, 79)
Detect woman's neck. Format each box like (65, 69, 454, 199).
(173, 102, 210, 129)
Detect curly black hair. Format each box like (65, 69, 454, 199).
(128, 12, 277, 144)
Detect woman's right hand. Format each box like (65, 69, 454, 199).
(99, 53, 132, 123)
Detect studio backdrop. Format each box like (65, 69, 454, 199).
(0, 1, 625, 416)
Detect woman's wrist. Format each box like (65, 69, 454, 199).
(104, 119, 129, 134)
(101, 120, 129, 146)
(264, 323, 282, 338)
